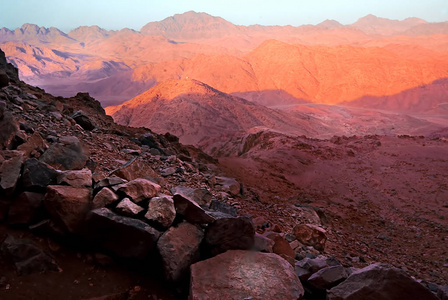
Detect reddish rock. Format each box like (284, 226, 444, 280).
(57, 168, 92, 187)
(116, 178, 160, 203)
(293, 224, 327, 251)
(22, 158, 58, 192)
(0, 154, 24, 195)
(39, 136, 88, 170)
(171, 186, 212, 207)
(86, 208, 161, 259)
(214, 176, 240, 196)
(204, 217, 255, 256)
(115, 198, 144, 217)
(8, 192, 45, 225)
(110, 158, 158, 181)
(94, 176, 127, 190)
(189, 250, 304, 300)
(271, 235, 296, 259)
(157, 222, 204, 282)
(307, 265, 350, 290)
(173, 193, 215, 224)
(16, 132, 48, 157)
(92, 187, 119, 209)
(44, 185, 91, 233)
(145, 195, 176, 228)
(327, 263, 438, 300)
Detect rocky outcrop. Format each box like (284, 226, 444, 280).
(190, 250, 304, 300)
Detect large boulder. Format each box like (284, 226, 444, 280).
(204, 217, 255, 256)
(293, 224, 327, 251)
(173, 193, 215, 224)
(327, 263, 439, 300)
(190, 250, 304, 300)
(115, 178, 160, 203)
(0, 153, 24, 195)
(86, 208, 161, 259)
(22, 158, 58, 192)
(72, 110, 95, 130)
(56, 168, 92, 187)
(157, 222, 204, 282)
(8, 192, 45, 225)
(44, 185, 91, 233)
(145, 195, 176, 228)
(40, 136, 88, 170)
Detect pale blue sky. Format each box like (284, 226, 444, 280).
(1, 0, 447, 32)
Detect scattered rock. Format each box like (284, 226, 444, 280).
(171, 186, 212, 207)
(72, 110, 95, 130)
(173, 193, 215, 224)
(115, 198, 144, 217)
(214, 176, 240, 196)
(145, 195, 176, 228)
(94, 176, 127, 190)
(307, 265, 351, 290)
(295, 257, 333, 281)
(86, 208, 162, 259)
(204, 217, 255, 256)
(0, 109, 18, 149)
(209, 199, 238, 216)
(8, 192, 45, 225)
(270, 234, 295, 259)
(57, 168, 92, 187)
(161, 167, 176, 177)
(157, 222, 204, 282)
(438, 285, 448, 300)
(44, 185, 91, 233)
(22, 158, 58, 192)
(116, 178, 160, 203)
(16, 131, 48, 157)
(110, 158, 158, 181)
(327, 263, 439, 300)
(92, 187, 119, 209)
(293, 224, 327, 251)
(190, 250, 304, 300)
(40, 136, 88, 170)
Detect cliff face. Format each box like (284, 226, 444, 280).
(0, 48, 19, 84)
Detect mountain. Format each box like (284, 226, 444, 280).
(350, 14, 427, 35)
(106, 78, 329, 144)
(140, 11, 240, 39)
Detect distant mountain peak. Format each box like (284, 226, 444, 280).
(316, 19, 343, 29)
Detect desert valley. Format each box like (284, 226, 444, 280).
(0, 9, 448, 300)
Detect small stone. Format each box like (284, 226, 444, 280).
(145, 195, 176, 228)
(214, 176, 240, 196)
(115, 198, 144, 217)
(92, 187, 119, 209)
(0, 154, 24, 195)
(110, 158, 158, 181)
(116, 178, 160, 203)
(57, 168, 92, 187)
(307, 265, 351, 290)
(173, 193, 215, 224)
(171, 186, 213, 207)
(252, 233, 274, 253)
(293, 224, 327, 251)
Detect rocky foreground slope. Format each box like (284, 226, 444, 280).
(0, 48, 447, 299)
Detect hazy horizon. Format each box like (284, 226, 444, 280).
(1, 0, 447, 32)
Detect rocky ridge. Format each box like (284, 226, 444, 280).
(0, 49, 446, 299)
